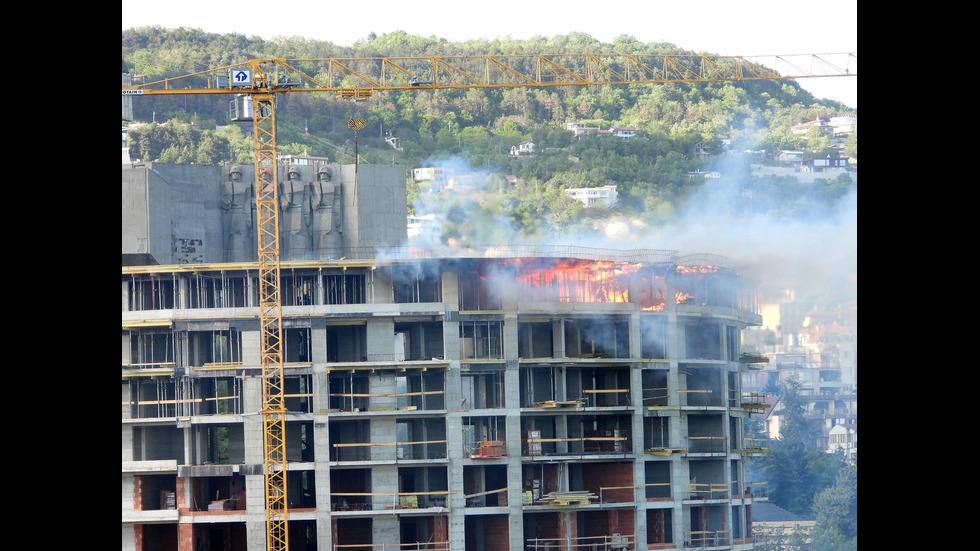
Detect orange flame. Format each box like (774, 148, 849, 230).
(510, 258, 639, 303)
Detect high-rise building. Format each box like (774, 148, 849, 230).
(123, 162, 770, 551)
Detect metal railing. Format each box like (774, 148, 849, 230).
(526, 533, 634, 551)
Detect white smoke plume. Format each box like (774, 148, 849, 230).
(406, 154, 857, 305)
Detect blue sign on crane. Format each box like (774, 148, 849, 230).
(231, 68, 252, 87)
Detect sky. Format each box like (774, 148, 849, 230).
(121, 0, 857, 108)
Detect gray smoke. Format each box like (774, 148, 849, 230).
(406, 154, 857, 305)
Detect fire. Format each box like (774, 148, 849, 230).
(675, 292, 694, 304)
(510, 258, 639, 303)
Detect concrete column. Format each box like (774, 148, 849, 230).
(178, 276, 189, 309)
(314, 413, 332, 551)
(311, 318, 327, 365)
(366, 318, 395, 361)
(447, 414, 466, 551)
(555, 414, 568, 455)
(630, 366, 648, 547)
(372, 465, 401, 543)
(629, 311, 642, 358)
(552, 319, 565, 358)
(242, 330, 261, 367)
(242, 376, 267, 551)
(505, 363, 526, 551)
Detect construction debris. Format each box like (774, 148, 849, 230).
(536, 491, 596, 505)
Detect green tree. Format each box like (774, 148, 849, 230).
(844, 128, 857, 159)
(747, 376, 845, 517)
(810, 463, 857, 550)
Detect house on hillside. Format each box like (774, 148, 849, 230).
(777, 150, 805, 164)
(564, 185, 618, 207)
(829, 116, 857, 137)
(412, 166, 453, 184)
(791, 118, 834, 138)
(608, 126, 636, 139)
(566, 122, 600, 137)
(509, 141, 535, 156)
(801, 156, 849, 173)
(688, 169, 721, 179)
(827, 423, 857, 464)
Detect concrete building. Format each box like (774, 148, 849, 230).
(564, 185, 619, 208)
(123, 162, 771, 551)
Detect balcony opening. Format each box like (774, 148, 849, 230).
(462, 416, 507, 457)
(646, 508, 674, 546)
(640, 317, 667, 359)
(394, 320, 445, 360)
(326, 323, 367, 362)
(392, 262, 442, 303)
(518, 321, 554, 359)
(331, 468, 371, 511)
(457, 260, 504, 311)
(459, 320, 504, 360)
(324, 272, 366, 305)
(564, 317, 629, 359)
(464, 464, 508, 506)
(461, 370, 505, 409)
(129, 273, 176, 311)
(641, 370, 669, 408)
(644, 462, 671, 501)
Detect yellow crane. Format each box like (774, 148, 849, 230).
(121, 52, 855, 551)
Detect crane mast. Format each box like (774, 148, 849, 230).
(252, 89, 289, 551)
(122, 52, 855, 551)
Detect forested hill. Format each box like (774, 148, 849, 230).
(122, 27, 857, 253)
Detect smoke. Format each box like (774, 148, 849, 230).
(406, 154, 857, 305)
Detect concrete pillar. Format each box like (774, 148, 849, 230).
(311, 318, 327, 365)
(242, 376, 267, 551)
(366, 317, 394, 361)
(505, 363, 525, 551)
(314, 413, 332, 551)
(372, 465, 402, 544)
(630, 366, 648, 547)
(552, 319, 565, 358)
(178, 276, 189, 309)
(447, 414, 466, 551)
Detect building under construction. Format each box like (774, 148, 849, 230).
(122, 160, 770, 551)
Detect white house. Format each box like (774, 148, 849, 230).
(509, 141, 535, 156)
(412, 166, 453, 183)
(564, 185, 618, 207)
(777, 150, 806, 164)
(566, 122, 600, 137)
(688, 169, 721, 179)
(827, 423, 857, 463)
(609, 126, 636, 139)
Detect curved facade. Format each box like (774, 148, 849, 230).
(122, 247, 769, 551)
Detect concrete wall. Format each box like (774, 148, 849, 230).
(122, 161, 408, 265)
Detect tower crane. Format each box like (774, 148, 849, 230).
(121, 52, 855, 551)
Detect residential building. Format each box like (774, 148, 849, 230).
(776, 151, 805, 164)
(509, 141, 535, 156)
(566, 122, 600, 137)
(123, 162, 771, 551)
(564, 185, 619, 207)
